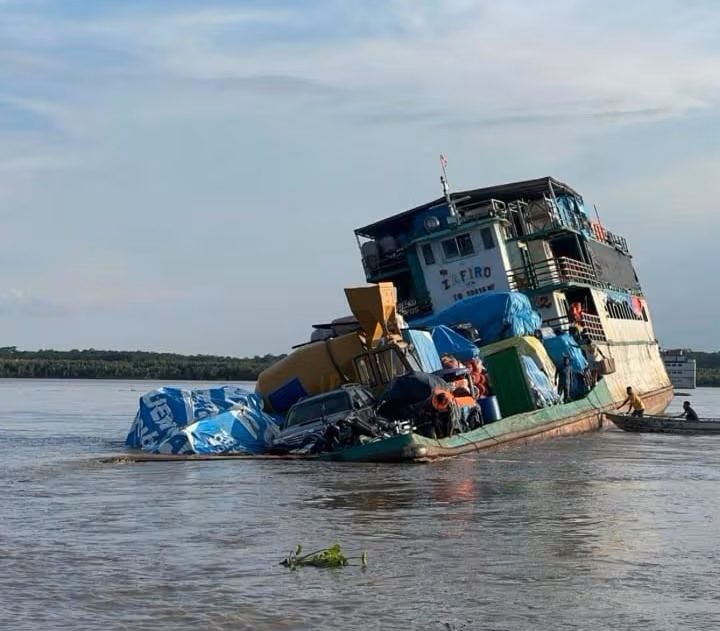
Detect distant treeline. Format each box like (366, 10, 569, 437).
(1, 345, 718, 385)
(691, 351, 720, 387)
(0, 347, 284, 380)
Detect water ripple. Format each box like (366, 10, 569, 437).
(1, 381, 720, 630)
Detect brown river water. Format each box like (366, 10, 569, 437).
(1, 379, 719, 630)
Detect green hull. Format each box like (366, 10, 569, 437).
(114, 381, 672, 465)
(319, 380, 670, 463)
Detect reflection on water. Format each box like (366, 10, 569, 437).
(1, 380, 720, 630)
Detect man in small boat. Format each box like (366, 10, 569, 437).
(619, 386, 645, 417)
(677, 400, 699, 421)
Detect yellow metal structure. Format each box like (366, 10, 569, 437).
(344, 282, 401, 348)
(257, 282, 407, 412)
(255, 332, 366, 412)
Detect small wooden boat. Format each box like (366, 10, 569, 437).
(606, 413, 720, 434)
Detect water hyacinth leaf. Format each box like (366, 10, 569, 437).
(280, 544, 368, 570)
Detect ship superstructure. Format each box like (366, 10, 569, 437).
(355, 176, 671, 406)
(127, 176, 675, 462)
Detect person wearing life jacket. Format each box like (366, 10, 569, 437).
(463, 358, 491, 399)
(569, 302, 583, 324)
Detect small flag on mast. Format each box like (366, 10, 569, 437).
(440, 154, 448, 168)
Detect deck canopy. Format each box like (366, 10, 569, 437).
(355, 176, 582, 239)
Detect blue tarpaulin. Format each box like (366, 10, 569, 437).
(411, 292, 542, 345)
(542, 333, 588, 373)
(430, 325, 480, 362)
(542, 333, 588, 398)
(125, 386, 281, 455)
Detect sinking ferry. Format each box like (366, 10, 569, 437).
(125, 176, 672, 462)
(254, 176, 672, 461)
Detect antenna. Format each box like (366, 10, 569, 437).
(439, 154, 458, 217)
(593, 204, 602, 224)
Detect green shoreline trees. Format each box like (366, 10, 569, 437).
(691, 351, 720, 387)
(0, 347, 284, 380)
(0, 346, 718, 385)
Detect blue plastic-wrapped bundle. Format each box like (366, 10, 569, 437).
(519, 355, 562, 408)
(403, 328, 442, 372)
(125, 385, 281, 455)
(411, 292, 542, 345)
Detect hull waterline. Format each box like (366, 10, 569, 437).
(112, 381, 672, 464)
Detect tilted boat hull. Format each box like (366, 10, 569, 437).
(320, 380, 673, 462)
(606, 413, 720, 434)
(114, 382, 673, 464)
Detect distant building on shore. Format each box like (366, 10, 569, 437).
(661, 349, 696, 389)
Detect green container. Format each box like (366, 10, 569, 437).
(483, 347, 534, 417)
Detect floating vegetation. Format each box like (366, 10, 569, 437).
(280, 544, 368, 570)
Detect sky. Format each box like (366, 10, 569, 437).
(0, 0, 719, 355)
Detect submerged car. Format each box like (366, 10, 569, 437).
(270, 384, 383, 454)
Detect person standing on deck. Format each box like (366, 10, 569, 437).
(619, 386, 645, 417)
(579, 333, 605, 387)
(677, 401, 699, 421)
(555, 356, 573, 403)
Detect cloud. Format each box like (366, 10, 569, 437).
(0, 289, 68, 317)
(0, 154, 79, 172)
(0, 0, 717, 353)
(73, 1, 718, 130)
(3, 1, 719, 132)
(188, 74, 343, 97)
(358, 103, 677, 130)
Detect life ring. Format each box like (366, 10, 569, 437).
(431, 388, 454, 412)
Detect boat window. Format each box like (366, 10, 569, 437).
(480, 227, 495, 250)
(457, 234, 475, 256)
(442, 238, 460, 259)
(441, 233, 474, 260)
(421, 243, 435, 265)
(284, 391, 351, 429)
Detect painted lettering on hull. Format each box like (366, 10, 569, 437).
(452, 283, 496, 302)
(440, 265, 492, 290)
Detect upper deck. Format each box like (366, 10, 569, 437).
(356, 177, 581, 239)
(355, 176, 641, 320)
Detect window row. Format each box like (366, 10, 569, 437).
(605, 300, 648, 322)
(420, 228, 495, 266)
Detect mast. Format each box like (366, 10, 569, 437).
(440, 154, 458, 217)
